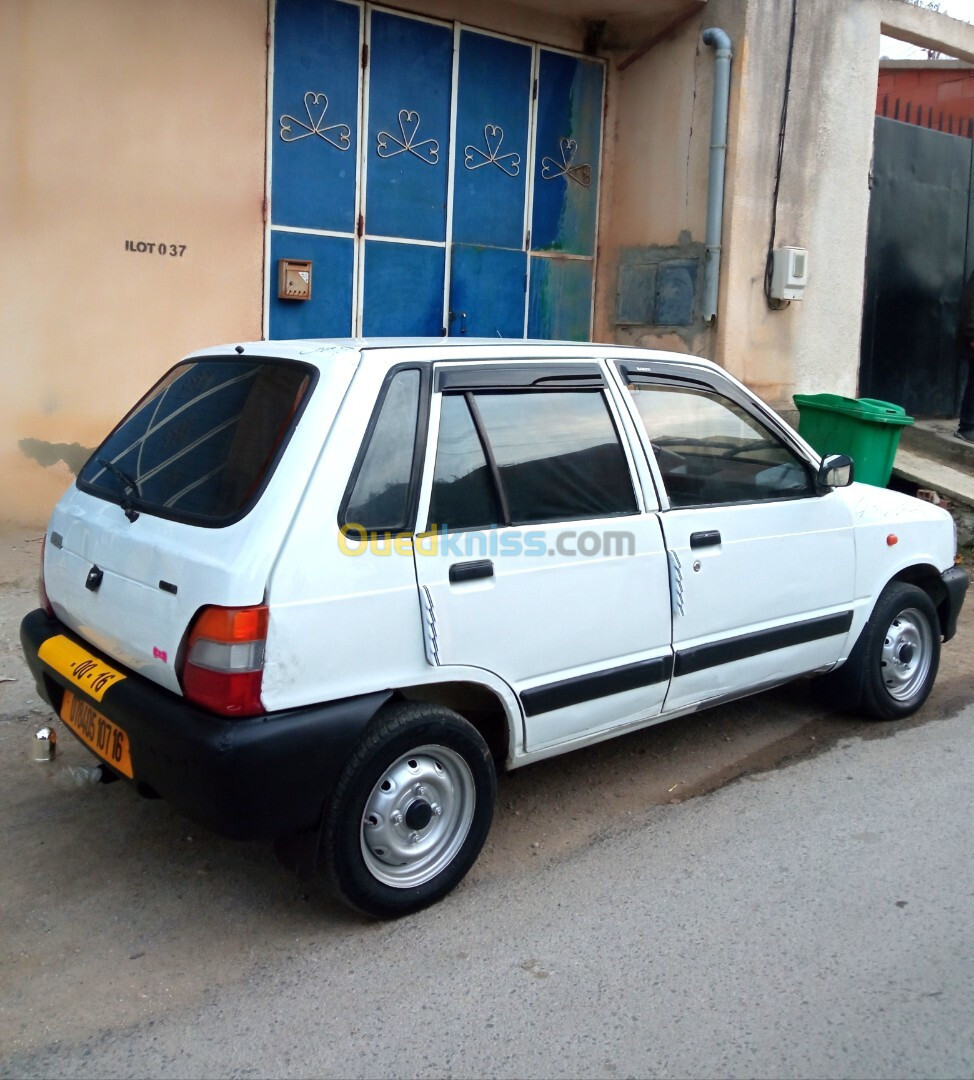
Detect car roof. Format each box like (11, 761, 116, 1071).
(187, 337, 724, 377)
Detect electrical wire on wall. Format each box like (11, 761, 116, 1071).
(765, 0, 799, 310)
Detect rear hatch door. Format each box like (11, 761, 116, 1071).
(44, 348, 358, 695)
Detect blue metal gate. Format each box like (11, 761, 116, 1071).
(529, 49, 603, 340)
(449, 29, 532, 338)
(269, 0, 360, 338)
(267, 0, 604, 341)
(362, 10, 453, 335)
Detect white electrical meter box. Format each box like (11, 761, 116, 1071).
(770, 247, 808, 301)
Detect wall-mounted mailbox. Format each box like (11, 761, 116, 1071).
(278, 259, 312, 301)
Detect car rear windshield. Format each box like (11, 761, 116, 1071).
(77, 357, 314, 526)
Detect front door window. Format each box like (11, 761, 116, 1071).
(627, 383, 815, 507)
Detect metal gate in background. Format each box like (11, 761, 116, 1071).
(266, 0, 604, 341)
(860, 115, 974, 417)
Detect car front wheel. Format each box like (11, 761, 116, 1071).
(321, 702, 496, 918)
(823, 581, 941, 720)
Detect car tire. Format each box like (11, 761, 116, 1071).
(816, 582, 941, 721)
(321, 701, 496, 918)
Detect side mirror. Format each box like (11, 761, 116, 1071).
(817, 453, 854, 491)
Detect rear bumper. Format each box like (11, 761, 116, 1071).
(20, 608, 388, 841)
(940, 565, 969, 642)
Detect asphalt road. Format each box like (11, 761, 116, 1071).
(1, 526, 972, 1079)
(4, 705, 973, 1079)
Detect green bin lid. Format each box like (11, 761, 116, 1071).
(792, 393, 914, 426)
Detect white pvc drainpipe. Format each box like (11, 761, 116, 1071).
(702, 27, 732, 322)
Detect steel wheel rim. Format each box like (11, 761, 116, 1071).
(360, 744, 475, 889)
(881, 606, 933, 702)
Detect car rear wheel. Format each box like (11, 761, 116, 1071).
(321, 702, 496, 918)
(817, 582, 941, 720)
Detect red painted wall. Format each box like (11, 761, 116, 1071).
(877, 65, 974, 137)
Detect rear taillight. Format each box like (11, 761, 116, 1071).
(180, 604, 269, 716)
(39, 536, 54, 617)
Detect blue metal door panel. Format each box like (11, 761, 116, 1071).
(268, 231, 354, 338)
(527, 256, 593, 341)
(449, 245, 527, 337)
(362, 241, 445, 336)
(365, 12, 452, 242)
(271, 0, 360, 232)
(268, 6, 604, 343)
(452, 31, 532, 248)
(531, 50, 603, 255)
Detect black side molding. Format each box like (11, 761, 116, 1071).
(674, 610, 854, 677)
(449, 559, 494, 584)
(521, 655, 673, 716)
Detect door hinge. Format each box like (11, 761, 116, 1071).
(262, 196, 269, 225)
(533, 77, 538, 101)
(357, 213, 364, 238)
(361, 42, 369, 69)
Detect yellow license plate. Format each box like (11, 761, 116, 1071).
(59, 690, 133, 779)
(38, 635, 126, 702)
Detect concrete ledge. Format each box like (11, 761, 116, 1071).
(893, 447, 974, 509)
(900, 421, 974, 470)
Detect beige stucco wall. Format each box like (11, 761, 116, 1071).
(597, 0, 874, 409)
(715, 0, 881, 410)
(0, 0, 268, 525)
(0, 0, 592, 527)
(380, 0, 585, 50)
(8, 0, 974, 525)
(594, 3, 742, 358)
(596, 0, 974, 414)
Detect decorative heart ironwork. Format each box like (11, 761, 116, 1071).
(377, 108, 439, 164)
(541, 136, 591, 187)
(280, 91, 351, 150)
(464, 124, 520, 176)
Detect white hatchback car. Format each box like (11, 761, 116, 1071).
(21, 340, 968, 917)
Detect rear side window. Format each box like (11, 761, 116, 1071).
(341, 368, 423, 532)
(77, 358, 313, 526)
(428, 389, 637, 530)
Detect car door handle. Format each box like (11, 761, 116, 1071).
(690, 530, 722, 549)
(449, 559, 494, 584)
